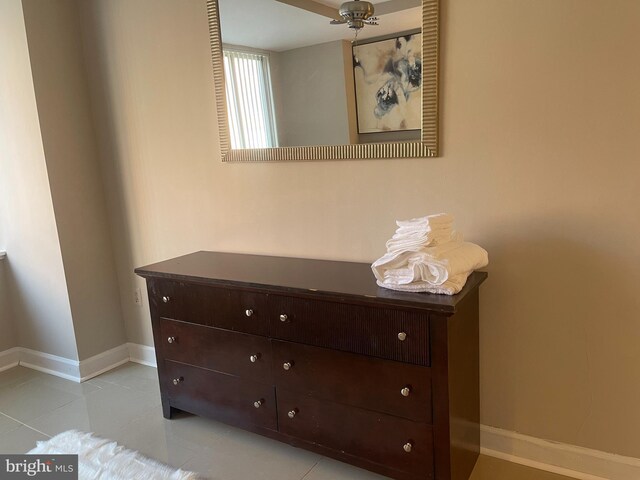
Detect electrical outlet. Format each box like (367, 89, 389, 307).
(134, 287, 143, 306)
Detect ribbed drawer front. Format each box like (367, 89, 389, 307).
(149, 279, 268, 335)
(165, 360, 277, 430)
(270, 295, 430, 365)
(278, 389, 434, 477)
(160, 319, 272, 382)
(273, 340, 432, 423)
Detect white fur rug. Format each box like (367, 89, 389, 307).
(28, 430, 202, 479)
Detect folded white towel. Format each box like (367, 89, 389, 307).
(377, 271, 470, 295)
(372, 250, 415, 281)
(393, 220, 452, 235)
(386, 230, 461, 253)
(396, 213, 453, 228)
(386, 214, 456, 252)
(373, 241, 463, 283)
(391, 224, 451, 238)
(373, 242, 488, 287)
(373, 213, 488, 295)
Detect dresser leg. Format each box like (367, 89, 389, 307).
(162, 401, 178, 419)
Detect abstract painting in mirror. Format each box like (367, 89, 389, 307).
(353, 31, 422, 134)
(207, 0, 439, 161)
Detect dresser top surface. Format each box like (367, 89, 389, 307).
(135, 251, 487, 314)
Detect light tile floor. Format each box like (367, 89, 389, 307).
(0, 363, 572, 480)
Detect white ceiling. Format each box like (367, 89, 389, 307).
(219, 0, 421, 52)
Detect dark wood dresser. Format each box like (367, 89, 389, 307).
(135, 251, 487, 480)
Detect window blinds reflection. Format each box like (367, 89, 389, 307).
(223, 50, 278, 149)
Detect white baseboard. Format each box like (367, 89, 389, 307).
(127, 343, 157, 367)
(0, 343, 156, 383)
(481, 425, 640, 480)
(78, 344, 130, 382)
(19, 347, 80, 382)
(0, 347, 20, 373)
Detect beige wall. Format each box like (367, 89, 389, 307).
(22, 0, 126, 360)
(79, 0, 640, 460)
(0, 0, 78, 360)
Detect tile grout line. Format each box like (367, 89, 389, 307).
(21, 423, 52, 439)
(0, 410, 32, 429)
(300, 460, 321, 479)
(176, 452, 202, 471)
(0, 411, 51, 438)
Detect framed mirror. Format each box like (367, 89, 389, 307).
(207, 0, 439, 162)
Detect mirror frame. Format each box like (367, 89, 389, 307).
(207, 0, 439, 162)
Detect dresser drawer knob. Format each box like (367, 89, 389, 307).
(287, 409, 298, 418)
(397, 332, 407, 341)
(167, 336, 176, 344)
(403, 442, 413, 453)
(172, 377, 183, 386)
(245, 309, 254, 317)
(279, 314, 288, 322)
(283, 361, 293, 371)
(401, 387, 411, 397)
(162, 296, 170, 304)
(249, 354, 260, 363)
(253, 399, 263, 408)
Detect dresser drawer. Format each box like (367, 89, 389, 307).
(269, 295, 430, 365)
(273, 340, 432, 423)
(159, 319, 272, 382)
(278, 389, 433, 477)
(149, 279, 268, 335)
(165, 360, 277, 430)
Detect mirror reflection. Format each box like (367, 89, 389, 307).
(218, 0, 423, 149)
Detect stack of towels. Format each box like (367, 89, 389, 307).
(372, 213, 488, 295)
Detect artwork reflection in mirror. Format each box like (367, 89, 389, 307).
(353, 31, 421, 134)
(218, 0, 423, 149)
